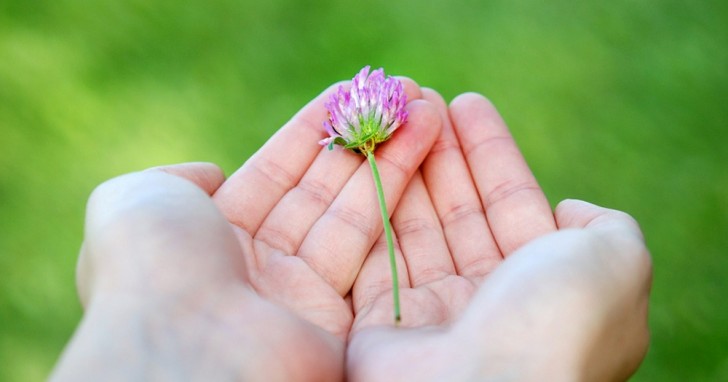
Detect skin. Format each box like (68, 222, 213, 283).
(347, 91, 652, 381)
(51, 82, 651, 381)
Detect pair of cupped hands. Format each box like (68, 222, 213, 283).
(52, 79, 652, 381)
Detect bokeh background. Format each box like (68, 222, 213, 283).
(1, 0, 726, 380)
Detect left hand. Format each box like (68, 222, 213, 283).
(53, 77, 442, 381)
(54, 163, 345, 381)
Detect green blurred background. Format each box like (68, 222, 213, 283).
(1, 0, 726, 380)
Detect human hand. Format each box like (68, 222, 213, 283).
(347, 92, 652, 381)
(51, 163, 347, 381)
(209, 77, 440, 343)
(52, 78, 441, 381)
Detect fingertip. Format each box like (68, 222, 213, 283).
(319, 80, 348, 99)
(556, 199, 652, 297)
(449, 92, 494, 110)
(402, 99, 442, 149)
(376, 99, 441, 174)
(86, 170, 212, 227)
(554, 199, 593, 224)
(448, 92, 505, 141)
(554, 199, 602, 225)
(395, 76, 423, 101)
(421, 88, 454, 143)
(148, 162, 226, 196)
(421, 87, 448, 110)
(555, 199, 644, 241)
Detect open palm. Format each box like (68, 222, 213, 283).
(209, 78, 442, 360)
(351, 90, 556, 329)
(347, 92, 650, 381)
(345, 90, 557, 379)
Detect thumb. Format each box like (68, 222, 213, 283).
(145, 162, 226, 196)
(77, 167, 244, 307)
(554, 199, 644, 242)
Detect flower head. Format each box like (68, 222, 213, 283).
(320, 66, 408, 154)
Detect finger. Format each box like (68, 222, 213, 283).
(420, 89, 502, 278)
(253, 78, 423, 255)
(449, 93, 556, 256)
(555, 199, 644, 239)
(212, 82, 345, 235)
(297, 99, 442, 295)
(454, 222, 651, 381)
(555, 199, 651, 291)
(555, 199, 651, 377)
(392, 171, 455, 286)
(352, 230, 410, 316)
(147, 162, 226, 196)
(81, 163, 228, 306)
(80, 171, 247, 304)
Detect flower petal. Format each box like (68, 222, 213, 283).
(322, 66, 408, 152)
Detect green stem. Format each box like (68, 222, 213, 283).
(366, 152, 401, 324)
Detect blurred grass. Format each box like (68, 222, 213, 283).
(0, 0, 726, 380)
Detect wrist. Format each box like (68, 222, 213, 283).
(50, 294, 156, 380)
(52, 286, 346, 381)
(52, 287, 264, 380)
